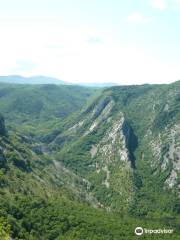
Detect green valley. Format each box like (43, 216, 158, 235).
(0, 81, 179, 239)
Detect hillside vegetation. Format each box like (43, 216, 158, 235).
(0, 81, 179, 239)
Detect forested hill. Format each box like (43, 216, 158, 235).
(0, 83, 100, 135)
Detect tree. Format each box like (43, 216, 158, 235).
(0, 217, 11, 240)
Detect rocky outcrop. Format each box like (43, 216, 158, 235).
(89, 113, 137, 190)
(84, 98, 115, 136)
(164, 125, 180, 188)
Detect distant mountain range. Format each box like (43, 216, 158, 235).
(0, 75, 117, 87)
(0, 75, 67, 85)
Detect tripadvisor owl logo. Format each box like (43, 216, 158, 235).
(134, 226, 174, 236)
(135, 227, 143, 236)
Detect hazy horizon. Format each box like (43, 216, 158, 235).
(1, 0, 180, 85)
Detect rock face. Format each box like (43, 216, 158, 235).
(60, 96, 136, 210)
(0, 114, 6, 135)
(40, 82, 180, 213)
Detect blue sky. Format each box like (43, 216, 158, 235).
(0, 0, 180, 84)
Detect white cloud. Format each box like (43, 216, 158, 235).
(125, 13, 152, 23)
(0, 25, 179, 85)
(150, 0, 166, 10)
(174, 0, 180, 6)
